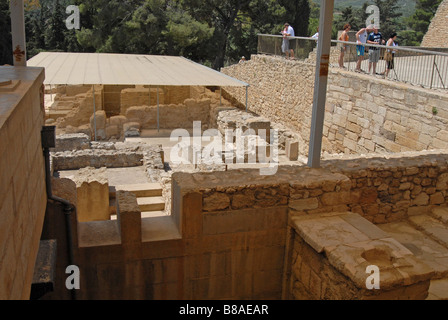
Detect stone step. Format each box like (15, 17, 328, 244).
(113, 183, 163, 197)
(431, 207, 448, 224)
(110, 211, 166, 220)
(408, 215, 448, 249)
(427, 279, 448, 300)
(137, 196, 165, 212)
(141, 211, 166, 218)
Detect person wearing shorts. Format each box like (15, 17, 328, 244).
(367, 26, 384, 75)
(355, 25, 373, 72)
(281, 23, 295, 59)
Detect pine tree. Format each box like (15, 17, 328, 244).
(46, 0, 66, 50)
(0, 0, 12, 65)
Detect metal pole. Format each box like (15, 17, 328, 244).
(307, 0, 334, 168)
(430, 54, 436, 90)
(245, 86, 248, 112)
(93, 85, 97, 141)
(157, 86, 160, 132)
(10, 0, 27, 66)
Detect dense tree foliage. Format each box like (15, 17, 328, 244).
(0, 0, 443, 66)
(0, 0, 308, 68)
(400, 0, 443, 46)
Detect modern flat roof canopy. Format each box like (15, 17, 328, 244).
(27, 52, 249, 87)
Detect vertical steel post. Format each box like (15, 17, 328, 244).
(246, 86, 248, 112)
(157, 86, 160, 132)
(93, 86, 97, 141)
(307, 0, 335, 168)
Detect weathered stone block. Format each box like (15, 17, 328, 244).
(286, 139, 299, 161)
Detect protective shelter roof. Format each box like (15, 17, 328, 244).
(27, 52, 249, 87)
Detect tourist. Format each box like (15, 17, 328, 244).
(338, 24, 351, 68)
(355, 25, 374, 73)
(384, 33, 398, 78)
(239, 56, 247, 64)
(367, 25, 385, 75)
(281, 23, 295, 59)
(312, 27, 319, 39)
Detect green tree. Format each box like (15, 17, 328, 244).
(400, 0, 442, 45)
(0, 0, 12, 65)
(46, 0, 66, 50)
(279, 0, 310, 36)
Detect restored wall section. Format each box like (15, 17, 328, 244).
(0, 67, 47, 299)
(324, 70, 448, 155)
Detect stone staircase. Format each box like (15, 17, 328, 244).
(110, 182, 166, 219)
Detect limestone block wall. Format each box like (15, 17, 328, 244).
(421, 0, 448, 48)
(55, 85, 103, 129)
(125, 98, 213, 130)
(324, 70, 448, 155)
(0, 67, 47, 299)
(121, 86, 194, 116)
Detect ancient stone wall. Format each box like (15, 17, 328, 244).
(0, 67, 47, 299)
(324, 70, 448, 155)
(421, 0, 448, 48)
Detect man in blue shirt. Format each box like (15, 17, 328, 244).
(367, 26, 385, 75)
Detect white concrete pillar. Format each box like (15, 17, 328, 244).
(10, 0, 27, 66)
(307, 0, 334, 168)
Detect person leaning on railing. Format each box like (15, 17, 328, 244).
(355, 25, 374, 73)
(383, 33, 398, 78)
(338, 23, 351, 68)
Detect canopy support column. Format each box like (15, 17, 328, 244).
(246, 86, 249, 112)
(157, 86, 160, 133)
(92, 85, 97, 141)
(307, 0, 334, 168)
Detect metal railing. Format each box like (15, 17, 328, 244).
(257, 34, 448, 90)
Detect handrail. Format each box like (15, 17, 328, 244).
(257, 33, 448, 90)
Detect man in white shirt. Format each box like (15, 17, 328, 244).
(355, 25, 374, 73)
(282, 23, 295, 59)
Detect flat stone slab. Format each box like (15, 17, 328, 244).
(114, 183, 163, 197)
(291, 212, 434, 290)
(408, 215, 448, 248)
(379, 221, 448, 278)
(291, 212, 389, 253)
